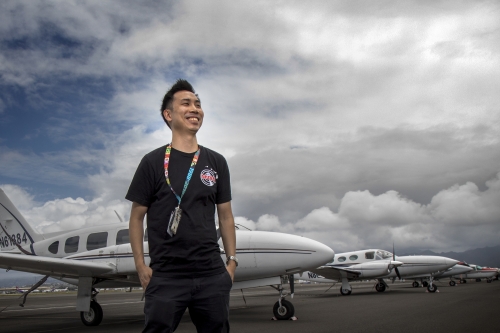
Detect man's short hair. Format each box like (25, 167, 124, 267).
(160, 79, 197, 128)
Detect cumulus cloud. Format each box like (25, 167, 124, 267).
(252, 172, 500, 253)
(1, 0, 499, 259)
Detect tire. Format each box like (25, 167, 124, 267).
(412, 281, 419, 288)
(449, 281, 456, 286)
(375, 283, 386, 292)
(462, 279, 467, 284)
(427, 284, 437, 293)
(476, 278, 481, 282)
(487, 279, 492, 283)
(273, 300, 295, 320)
(340, 287, 352, 296)
(422, 281, 429, 287)
(80, 301, 103, 326)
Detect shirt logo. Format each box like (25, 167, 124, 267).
(200, 168, 217, 186)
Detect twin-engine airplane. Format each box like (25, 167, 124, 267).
(0, 189, 334, 325)
(297, 248, 458, 293)
(452, 262, 498, 283)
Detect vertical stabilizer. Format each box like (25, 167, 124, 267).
(0, 188, 43, 254)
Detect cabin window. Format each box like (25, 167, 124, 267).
(365, 251, 375, 259)
(65, 236, 79, 253)
(349, 255, 358, 261)
(116, 229, 130, 245)
(338, 256, 346, 262)
(87, 232, 108, 251)
(144, 228, 148, 241)
(48, 241, 59, 254)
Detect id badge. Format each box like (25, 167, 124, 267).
(167, 206, 182, 236)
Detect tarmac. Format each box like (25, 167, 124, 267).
(0, 280, 499, 333)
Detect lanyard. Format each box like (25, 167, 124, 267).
(164, 143, 200, 206)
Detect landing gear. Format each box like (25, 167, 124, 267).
(340, 287, 352, 296)
(422, 281, 429, 287)
(427, 284, 438, 292)
(487, 279, 492, 283)
(476, 278, 481, 282)
(412, 281, 419, 288)
(273, 299, 295, 320)
(375, 282, 386, 292)
(449, 280, 456, 286)
(271, 275, 296, 320)
(461, 279, 467, 284)
(80, 300, 103, 326)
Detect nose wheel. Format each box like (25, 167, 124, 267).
(273, 299, 295, 320)
(271, 275, 296, 320)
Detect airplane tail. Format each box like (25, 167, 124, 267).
(0, 188, 44, 254)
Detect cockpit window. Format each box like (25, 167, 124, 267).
(376, 250, 393, 260)
(349, 255, 358, 261)
(338, 256, 346, 262)
(365, 251, 375, 259)
(48, 241, 59, 254)
(65, 236, 79, 253)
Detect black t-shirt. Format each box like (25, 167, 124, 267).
(125, 145, 231, 278)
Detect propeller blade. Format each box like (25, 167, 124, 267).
(395, 267, 402, 280)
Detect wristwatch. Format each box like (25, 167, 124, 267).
(226, 256, 238, 267)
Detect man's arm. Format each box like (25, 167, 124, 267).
(217, 201, 236, 281)
(129, 202, 152, 289)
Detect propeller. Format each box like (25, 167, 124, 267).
(392, 243, 402, 280)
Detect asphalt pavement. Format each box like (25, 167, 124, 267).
(1, 280, 499, 333)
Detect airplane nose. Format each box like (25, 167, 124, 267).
(444, 258, 459, 267)
(307, 239, 335, 268)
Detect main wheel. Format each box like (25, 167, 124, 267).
(476, 278, 481, 282)
(449, 280, 456, 286)
(80, 301, 103, 326)
(462, 279, 467, 284)
(422, 281, 429, 287)
(412, 281, 419, 288)
(340, 287, 352, 295)
(487, 279, 492, 283)
(427, 284, 438, 293)
(375, 283, 386, 292)
(273, 300, 295, 320)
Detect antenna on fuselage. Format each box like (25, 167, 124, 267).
(114, 210, 124, 223)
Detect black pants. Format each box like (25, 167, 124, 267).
(143, 271, 232, 333)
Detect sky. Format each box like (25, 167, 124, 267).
(1, 0, 500, 280)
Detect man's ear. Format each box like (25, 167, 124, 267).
(163, 109, 172, 122)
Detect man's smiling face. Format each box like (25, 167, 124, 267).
(164, 90, 204, 134)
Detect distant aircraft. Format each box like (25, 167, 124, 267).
(0, 189, 333, 325)
(407, 262, 473, 287)
(453, 262, 498, 283)
(297, 248, 458, 293)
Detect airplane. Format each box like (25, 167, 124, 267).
(296, 248, 458, 293)
(0, 188, 334, 326)
(407, 262, 473, 287)
(453, 262, 498, 283)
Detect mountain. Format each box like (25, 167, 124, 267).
(401, 245, 500, 268)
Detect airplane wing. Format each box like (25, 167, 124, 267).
(310, 266, 361, 280)
(0, 253, 115, 278)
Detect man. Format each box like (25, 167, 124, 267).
(126, 79, 237, 332)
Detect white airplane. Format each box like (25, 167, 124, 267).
(453, 262, 498, 283)
(297, 248, 458, 293)
(0, 188, 334, 325)
(407, 262, 473, 287)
